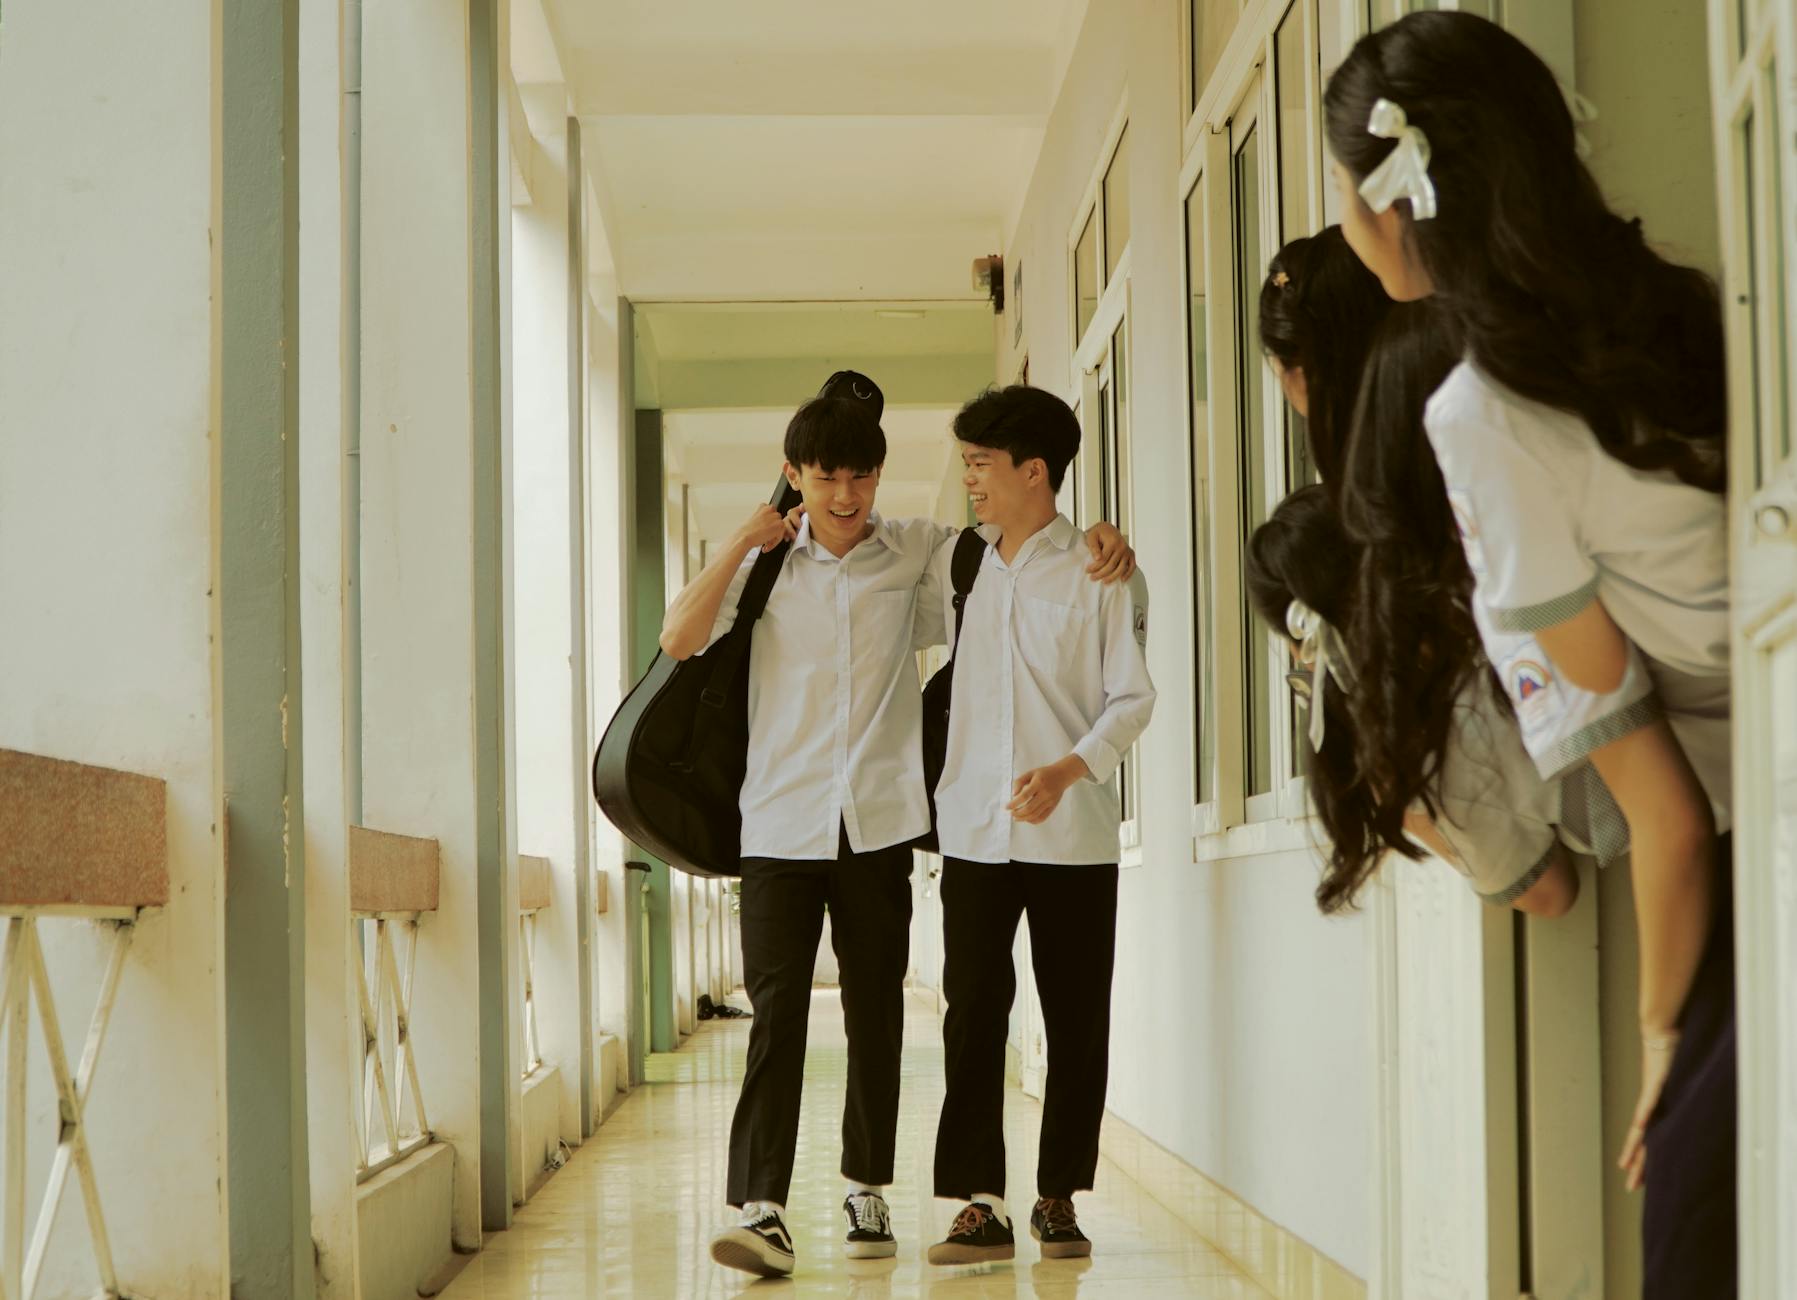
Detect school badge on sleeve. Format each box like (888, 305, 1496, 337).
(1133, 605, 1148, 647)
(1501, 651, 1560, 741)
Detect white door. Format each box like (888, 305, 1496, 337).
(1709, 1, 1797, 1292)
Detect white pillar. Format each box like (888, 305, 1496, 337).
(510, 100, 590, 1148)
(0, 3, 228, 1294)
(298, 0, 364, 1292)
(586, 273, 638, 1093)
(360, 0, 496, 1248)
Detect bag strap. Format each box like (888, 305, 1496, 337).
(947, 528, 986, 653)
(693, 542, 788, 710)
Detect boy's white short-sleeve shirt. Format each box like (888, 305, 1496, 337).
(1425, 361, 1732, 827)
(930, 515, 1157, 866)
(700, 512, 954, 860)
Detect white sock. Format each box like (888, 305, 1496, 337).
(742, 1199, 785, 1222)
(971, 1192, 1008, 1224)
(846, 1180, 885, 1199)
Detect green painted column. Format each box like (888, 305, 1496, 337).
(631, 410, 678, 1055)
(468, 0, 515, 1234)
(219, 0, 314, 1294)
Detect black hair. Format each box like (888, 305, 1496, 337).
(783, 397, 886, 475)
(1244, 486, 1384, 914)
(1260, 226, 1392, 491)
(1335, 301, 1485, 904)
(1325, 10, 1726, 491)
(953, 385, 1081, 492)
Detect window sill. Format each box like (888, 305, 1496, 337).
(1119, 820, 1144, 869)
(1193, 812, 1320, 863)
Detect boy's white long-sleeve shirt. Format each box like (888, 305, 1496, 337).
(929, 515, 1157, 866)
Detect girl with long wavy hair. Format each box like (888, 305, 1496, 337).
(1247, 481, 1585, 917)
(1325, 11, 1734, 1291)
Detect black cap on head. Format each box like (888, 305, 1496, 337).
(817, 370, 884, 423)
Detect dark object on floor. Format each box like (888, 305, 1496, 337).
(697, 993, 752, 1021)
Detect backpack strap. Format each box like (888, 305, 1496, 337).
(947, 528, 986, 653)
(669, 541, 791, 772)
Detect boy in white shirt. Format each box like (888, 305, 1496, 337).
(922, 386, 1156, 1265)
(657, 378, 1133, 1279)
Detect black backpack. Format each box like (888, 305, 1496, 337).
(590, 477, 797, 878)
(916, 528, 987, 853)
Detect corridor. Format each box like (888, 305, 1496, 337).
(441, 991, 1267, 1299)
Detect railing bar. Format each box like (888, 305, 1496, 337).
(2, 920, 27, 1300)
(354, 922, 397, 1161)
(388, 922, 429, 1137)
(354, 935, 377, 1168)
(20, 920, 117, 1294)
(353, 1132, 432, 1185)
(21, 921, 133, 1297)
(372, 923, 402, 1153)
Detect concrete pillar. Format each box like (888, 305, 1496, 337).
(360, 0, 513, 1248)
(215, 0, 317, 1293)
(510, 98, 593, 1150)
(0, 4, 232, 1293)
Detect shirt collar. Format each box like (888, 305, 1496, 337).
(795, 509, 891, 561)
(978, 513, 1081, 567)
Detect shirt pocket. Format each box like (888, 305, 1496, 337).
(1015, 594, 1090, 675)
(856, 587, 916, 662)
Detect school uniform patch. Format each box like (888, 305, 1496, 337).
(1505, 656, 1560, 739)
(1133, 606, 1149, 647)
(1447, 488, 1486, 577)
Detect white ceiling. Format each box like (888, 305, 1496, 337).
(542, 0, 1088, 301)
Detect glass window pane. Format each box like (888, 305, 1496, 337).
(1275, 4, 1312, 241)
(1105, 127, 1132, 283)
(1192, 0, 1240, 113)
(1099, 376, 1114, 520)
(1111, 320, 1131, 528)
(1743, 106, 1764, 486)
(1186, 182, 1214, 805)
(1234, 126, 1273, 797)
(1075, 210, 1099, 342)
(1768, 67, 1791, 465)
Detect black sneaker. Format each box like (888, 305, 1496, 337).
(1030, 1197, 1092, 1259)
(710, 1207, 796, 1277)
(927, 1201, 1015, 1265)
(842, 1191, 897, 1259)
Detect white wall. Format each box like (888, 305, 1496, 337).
(296, 0, 366, 1294)
(360, 0, 488, 1249)
(0, 4, 229, 1297)
(585, 245, 638, 1088)
(511, 97, 595, 1152)
(996, 0, 1370, 1275)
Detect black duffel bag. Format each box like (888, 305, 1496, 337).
(591, 475, 794, 878)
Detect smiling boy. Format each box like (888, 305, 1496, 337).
(924, 385, 1156, 1265)
(657, 376, 1133, 1279)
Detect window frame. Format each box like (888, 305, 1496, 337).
(1068, 96, 1133, 360)
(1180, 0, 1332, 844)
(1068, 96, 1142, 864)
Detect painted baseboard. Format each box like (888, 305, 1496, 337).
(1098, 1112, 1365, 1300)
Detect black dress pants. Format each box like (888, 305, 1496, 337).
(1643, 836, 1736, 1299)
(725, 834, 912, 1208)
(933, 858, 1119, 1202)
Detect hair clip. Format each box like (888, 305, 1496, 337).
(1286, 599, 1357, 752)
(1359, 98, 1438, 221)
(1271, 270, 1292, 288)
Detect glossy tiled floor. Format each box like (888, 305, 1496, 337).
(441, 990, 1267, 1299)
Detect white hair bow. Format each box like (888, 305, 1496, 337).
(1286, 599, 1356, 752)
(1359, 98, 1438, 221)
